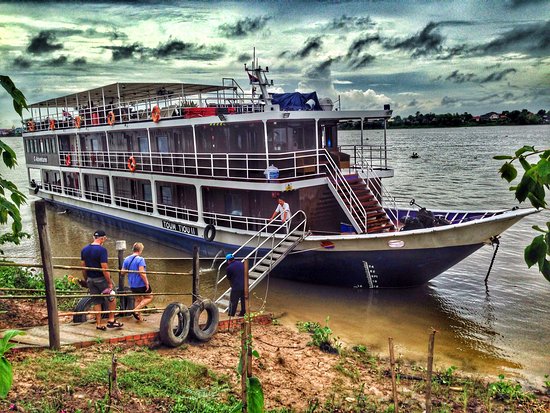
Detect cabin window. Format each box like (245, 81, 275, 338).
(173, 127, 194, 153)
(138, 135, 149, 153)
(160, 186, 173, 205)
(157, 136, 169, 153)
(142, 183, 152, 202)
(96, 177, 106, 193)
(225, 194, 243, 216)
(267, 120, 316, 152)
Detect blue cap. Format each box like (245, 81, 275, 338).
(226, 253, 234, 260)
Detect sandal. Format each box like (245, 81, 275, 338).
(106, 320, 124, 328)
(133, 312, 140, 320)
(96, 325, 106, 331)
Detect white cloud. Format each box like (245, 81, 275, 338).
(338, 89, 392, 110)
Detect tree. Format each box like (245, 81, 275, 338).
(495, 146, 550, 282)
(0, 76, 28, 251)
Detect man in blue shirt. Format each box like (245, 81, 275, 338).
(122, 242, 152, 321)
(80, 230, 123, 330)
(226, 253, 246, 317)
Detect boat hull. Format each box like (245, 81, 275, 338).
(43, 198, 534, 288)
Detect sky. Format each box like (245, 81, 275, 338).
(0, 0, 549, 128)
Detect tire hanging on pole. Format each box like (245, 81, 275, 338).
(159, 302, 191, 347)
(189, 299, 219, 342)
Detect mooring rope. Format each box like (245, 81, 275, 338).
(485, 236, 500, 283)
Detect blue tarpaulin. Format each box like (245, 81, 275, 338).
(271, 92, 322, 111)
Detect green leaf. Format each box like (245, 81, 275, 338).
(499, 162, 517, 183)
(532, 225, 547, 233)
(515, 174, 536, 203)
(524, 235, 546, 268)
(493, 155, 513, 160)
(518, 156, 532, 172)
(536, 158, 550, 185)
(0, 76, 28, 118)
(527, 192, 546, 209)
(251, 350, 260, 358)
(0, 330, 23, 355)
(515, 146, 535, 157)
(541, 259, 550, 283)
(0, 357, 13, 398)
(247, 376, 264, 413)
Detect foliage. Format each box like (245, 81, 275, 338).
(296, 317, 341, 354)
(488, 374, 534, 402)
(0, 75, 28, 252)
(0, 330, 24, 398)
(495, 145, 550, 281)
(436, 365, 457, 385)
(236, 321, 265, 413)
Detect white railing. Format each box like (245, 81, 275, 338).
(83, 189, 111, 204)
(203, 211, 277, 233)
(113, 196, 153, 213)
(157, 204, 199, 222)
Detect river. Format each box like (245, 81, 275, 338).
(1, 125, 549, 389)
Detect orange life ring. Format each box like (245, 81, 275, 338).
(107, 111, 116, 126)
(65, 154, 71, 166)
(27, 120, 35, 132)
(127, 156, 137, 172)
(151, 105, 161, 123)
(49, 119, 55, 130)
(74, 115, 81, 129)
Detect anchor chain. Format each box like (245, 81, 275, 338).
(485, 236, 500, 283)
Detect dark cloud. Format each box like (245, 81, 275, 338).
(436, 44, 468, 60)
(327, 15, 373, 31)
(473, 21, 550, 56)
(349, 53, 375, 69)
(407, 99, 419, 107)
(480, 68, 517, 83)
(508, 0, 548, 9)
(445, 70, 477, 83)
(347, 34, 381, 57)
(152, 40, 226, 60)
(218, 16, 270, 38)
(27, 31, 63, 54)
(46, 55, 68, 67)
(108, 28, 128, 41)
(13, 56, 31, 69)
(441, 96, 460, 105)
(296, 36, 323, 58)
(73, 57, 87, 66)
(237, 53, 251, 63)
(386, 22, 444, 58)
(106, 43, 145, 61)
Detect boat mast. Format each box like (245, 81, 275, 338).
(244, 48, 273, 108)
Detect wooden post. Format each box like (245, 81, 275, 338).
(388, 337, 399, 413)
(425, 329, 437, 413)
(192, 246, 199, 302)
(240, 320, 248, 413)
(243, 259, 252, 376)
(116, 240, 126, 310)
(35, 200, 60, 350)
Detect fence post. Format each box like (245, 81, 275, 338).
(35, 200, 60, 350)
(389, 337, 399, 413)
(425, 329, 437, 413)
(192, 246, 199, 302)
(116, 240, 127, 310)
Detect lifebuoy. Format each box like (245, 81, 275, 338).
(189, 299, 219, 342)
(27, 120, 35, 131)
(204, 224, 216, 242)
(127, 156, 137, 172)
(151, 105, 161, 123)
(159, 302, 191, 347)
(65, 154, 71, 166)
(49, 119, 55, 130)
(74, 115, 81, 129)
(107, 111, 116, 126)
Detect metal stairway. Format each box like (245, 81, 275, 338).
(214, 210, 308, 313)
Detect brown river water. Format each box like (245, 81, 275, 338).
(2, 125, 549, 389)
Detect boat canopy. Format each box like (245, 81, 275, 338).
(29, 82, 233, 108)
(272, 92, 321, 111)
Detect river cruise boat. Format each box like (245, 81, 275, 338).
(21, 64, 535, 289)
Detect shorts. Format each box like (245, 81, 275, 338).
(131, 285, 152, 294)
(87, 277, 110, 304)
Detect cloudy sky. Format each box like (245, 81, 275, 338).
(0, 0, 548, 127)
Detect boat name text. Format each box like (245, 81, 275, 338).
(33, 156, 48, 163)
(161, 220, 197, 236)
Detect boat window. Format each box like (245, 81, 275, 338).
(138, 135, 149, 153)
(225, 194, 243, 216)
(142, 183, 152, 202)
(157, 136, 170, 153)
(160, 185, 173, 205)
(267, 120, 315, 151)
(172, 127, 194, 153)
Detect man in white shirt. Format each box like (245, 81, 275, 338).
(270, 198, 291, 230)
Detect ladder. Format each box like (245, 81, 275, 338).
(214, 210, 308, 313)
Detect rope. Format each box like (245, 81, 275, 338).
(485, 236, 500, 283)
(58, 307, 164, 317)
(0, 262, 193, 276)
(0, 292, 189, 300)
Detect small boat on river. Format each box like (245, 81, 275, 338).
(21, 62, 536, 289)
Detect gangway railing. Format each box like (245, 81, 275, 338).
(213, 210, 308, 313)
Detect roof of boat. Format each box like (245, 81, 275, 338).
(29, 82, 234, 108)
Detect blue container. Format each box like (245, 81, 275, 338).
(340, 222, 354, 233)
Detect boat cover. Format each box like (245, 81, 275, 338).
(272, 92, 322, 111)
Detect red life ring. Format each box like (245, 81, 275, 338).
(107, 111, 116, 126)
(49, 119, 55, 130)
(74, 115, 81, 129)
(127, 156, 137, 172)
(65, 154, 71, 166)
(27, 120, 36, 131)
(151, 105, 161, 123)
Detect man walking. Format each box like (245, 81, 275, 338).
(225, 253, 246, 317)
(80, 230, 123, 330)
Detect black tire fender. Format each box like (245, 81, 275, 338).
(159, 302, 191, 347)
(73, 296, 109, 323)
(189, 299, 219, 342)
(203, 224, 216, 242)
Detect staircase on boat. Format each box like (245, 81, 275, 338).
(214, 210, 308, 313)
(322, 150, 395, 234)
